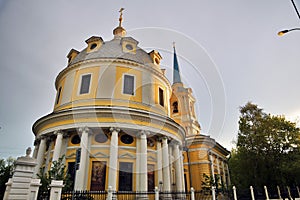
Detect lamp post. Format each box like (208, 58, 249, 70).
(278, 0, 300, 36)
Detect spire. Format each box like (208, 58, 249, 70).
(173, 42, 182, 84)
(113, 8, 126, 37)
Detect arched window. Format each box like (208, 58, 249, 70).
(173, 101, 178, 113)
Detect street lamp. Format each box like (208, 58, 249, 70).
(278, 0, 300, 36)
(278, 28, 300, 36)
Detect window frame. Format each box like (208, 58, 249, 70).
(158, 87, 164, 107)
(78, 73, 92, 95)
(122, 74, 135, 96)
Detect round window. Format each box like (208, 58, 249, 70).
(95, 133, 108, 143)
(71, 135, 81, 144)
(125, 44, 133, 50)
(120, 134, 134, 144)
(90, 43, 97, 50)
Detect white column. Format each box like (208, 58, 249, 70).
(168, 145, 173, 188)
(162, 137, 171, 192)
(222, 160, 227, 187)
(226, 163, 231, 186)
(136, 134, 141, 191)
(140, 131, 148, 192)
(74, 127, 90, 190)
(52, 131, 63, 162)
(156, 139, 163, 186)
(180, 149, 185, 191)
(173, 143, 183, 192)
(209, 153, 215, 182)
(107, 127, 120, 192)
(35, 137, 47, 176)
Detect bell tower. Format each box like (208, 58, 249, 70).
(170, 43, 201, 136)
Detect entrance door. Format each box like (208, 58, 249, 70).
(118, 162, 133, 191)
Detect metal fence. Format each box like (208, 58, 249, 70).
(61, 190, 107, 200)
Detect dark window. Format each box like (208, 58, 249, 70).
(120, 134, 134, 144)
(148, 164, 155, 191)
(90, 161, 106, 191)
(71, 135, 81, 145)
(67, 162, 76, 190)
(159, 88, 164, 107)
(123, 75, 134, 95)
(172, 101, 178, 113)
(95, 133, 108, 143)
(90, 43, 97, 50)
(119, 162, 133, 191)
(56, 87, 62, 104)
(79, 74, 91, 94)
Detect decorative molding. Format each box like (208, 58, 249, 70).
(118, 152, 136, 159)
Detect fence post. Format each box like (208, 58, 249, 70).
(287, 186, 292, 200)
(250, 186, 255, 200)
(191, 187, 195, 200)
(49, 180, 64, 200)
(277, 186, 282, 200)
(107, 186, 113, 200)
(29, 178, 41, 200)
(3, 178, 12, 200)
(264, 186, 269, 200)
(212, 186, 216, 200)
(233, 186, 237, 200)
(155, 186, 159, 200)
(297, 186, 300, 198)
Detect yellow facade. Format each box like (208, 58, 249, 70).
(32, 11, 230, 194)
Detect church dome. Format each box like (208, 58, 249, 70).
(69, 37, 153, 66)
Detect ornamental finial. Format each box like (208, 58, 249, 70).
(119, 8, 125, 27)
(173, 41, 176, 48)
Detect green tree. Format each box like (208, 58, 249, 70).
(229, 102, 300, 189)
(37, 156, 72, 193)
(0, 157, 15, 199)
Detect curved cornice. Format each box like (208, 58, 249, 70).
(33, 106, 185, 142)
(55, 58, 171, 90)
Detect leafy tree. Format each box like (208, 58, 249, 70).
(201, 173, 222, 194)
(229, 102, 300, 189)
(37, 156, 73, 193)
(0, 157, 15, 199)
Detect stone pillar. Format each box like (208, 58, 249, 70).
(168, 145, 174, 188)
(209, 153, 215, 182)
(221, 160, 227, 188)
(35, 136, 47, 176)
(226, 163, 231, 186)
(7, 148, 38, 200)
(140, 131, 148, 192)
(180, 147, 185, 192)
(74, 127, 90, 190)
(162, 137, 171, 192)
(156, 139, 163, 186)
(173, 143, 183, 192)
(52, 130, 63, 162)
(136, 133, 141, 191)
(29, 178, 41, 200)
(107, 127, 120, 192)
(49, 180, 64, 200)
(3, 178, 12, 200)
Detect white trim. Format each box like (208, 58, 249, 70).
(78, 73, 92, 95)
(122, 73, 136, 96)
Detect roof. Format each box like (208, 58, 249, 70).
(69, 37, 153, 65)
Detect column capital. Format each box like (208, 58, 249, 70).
(109, 127, 120, 133)
(137, 130, 150, 138)
(78, 126, 90, 134)
(54, 130, 63, 136)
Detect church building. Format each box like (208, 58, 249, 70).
(32, 9, 230, 193)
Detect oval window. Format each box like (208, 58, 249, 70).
(125, 44, 133, 50)
(71, 135, 81, 144)
(120, 134, 134, 144)
(95, 133, 108, 143)
(90, 43, 97, 50)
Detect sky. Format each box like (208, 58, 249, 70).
(1, 0, 300, 158)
